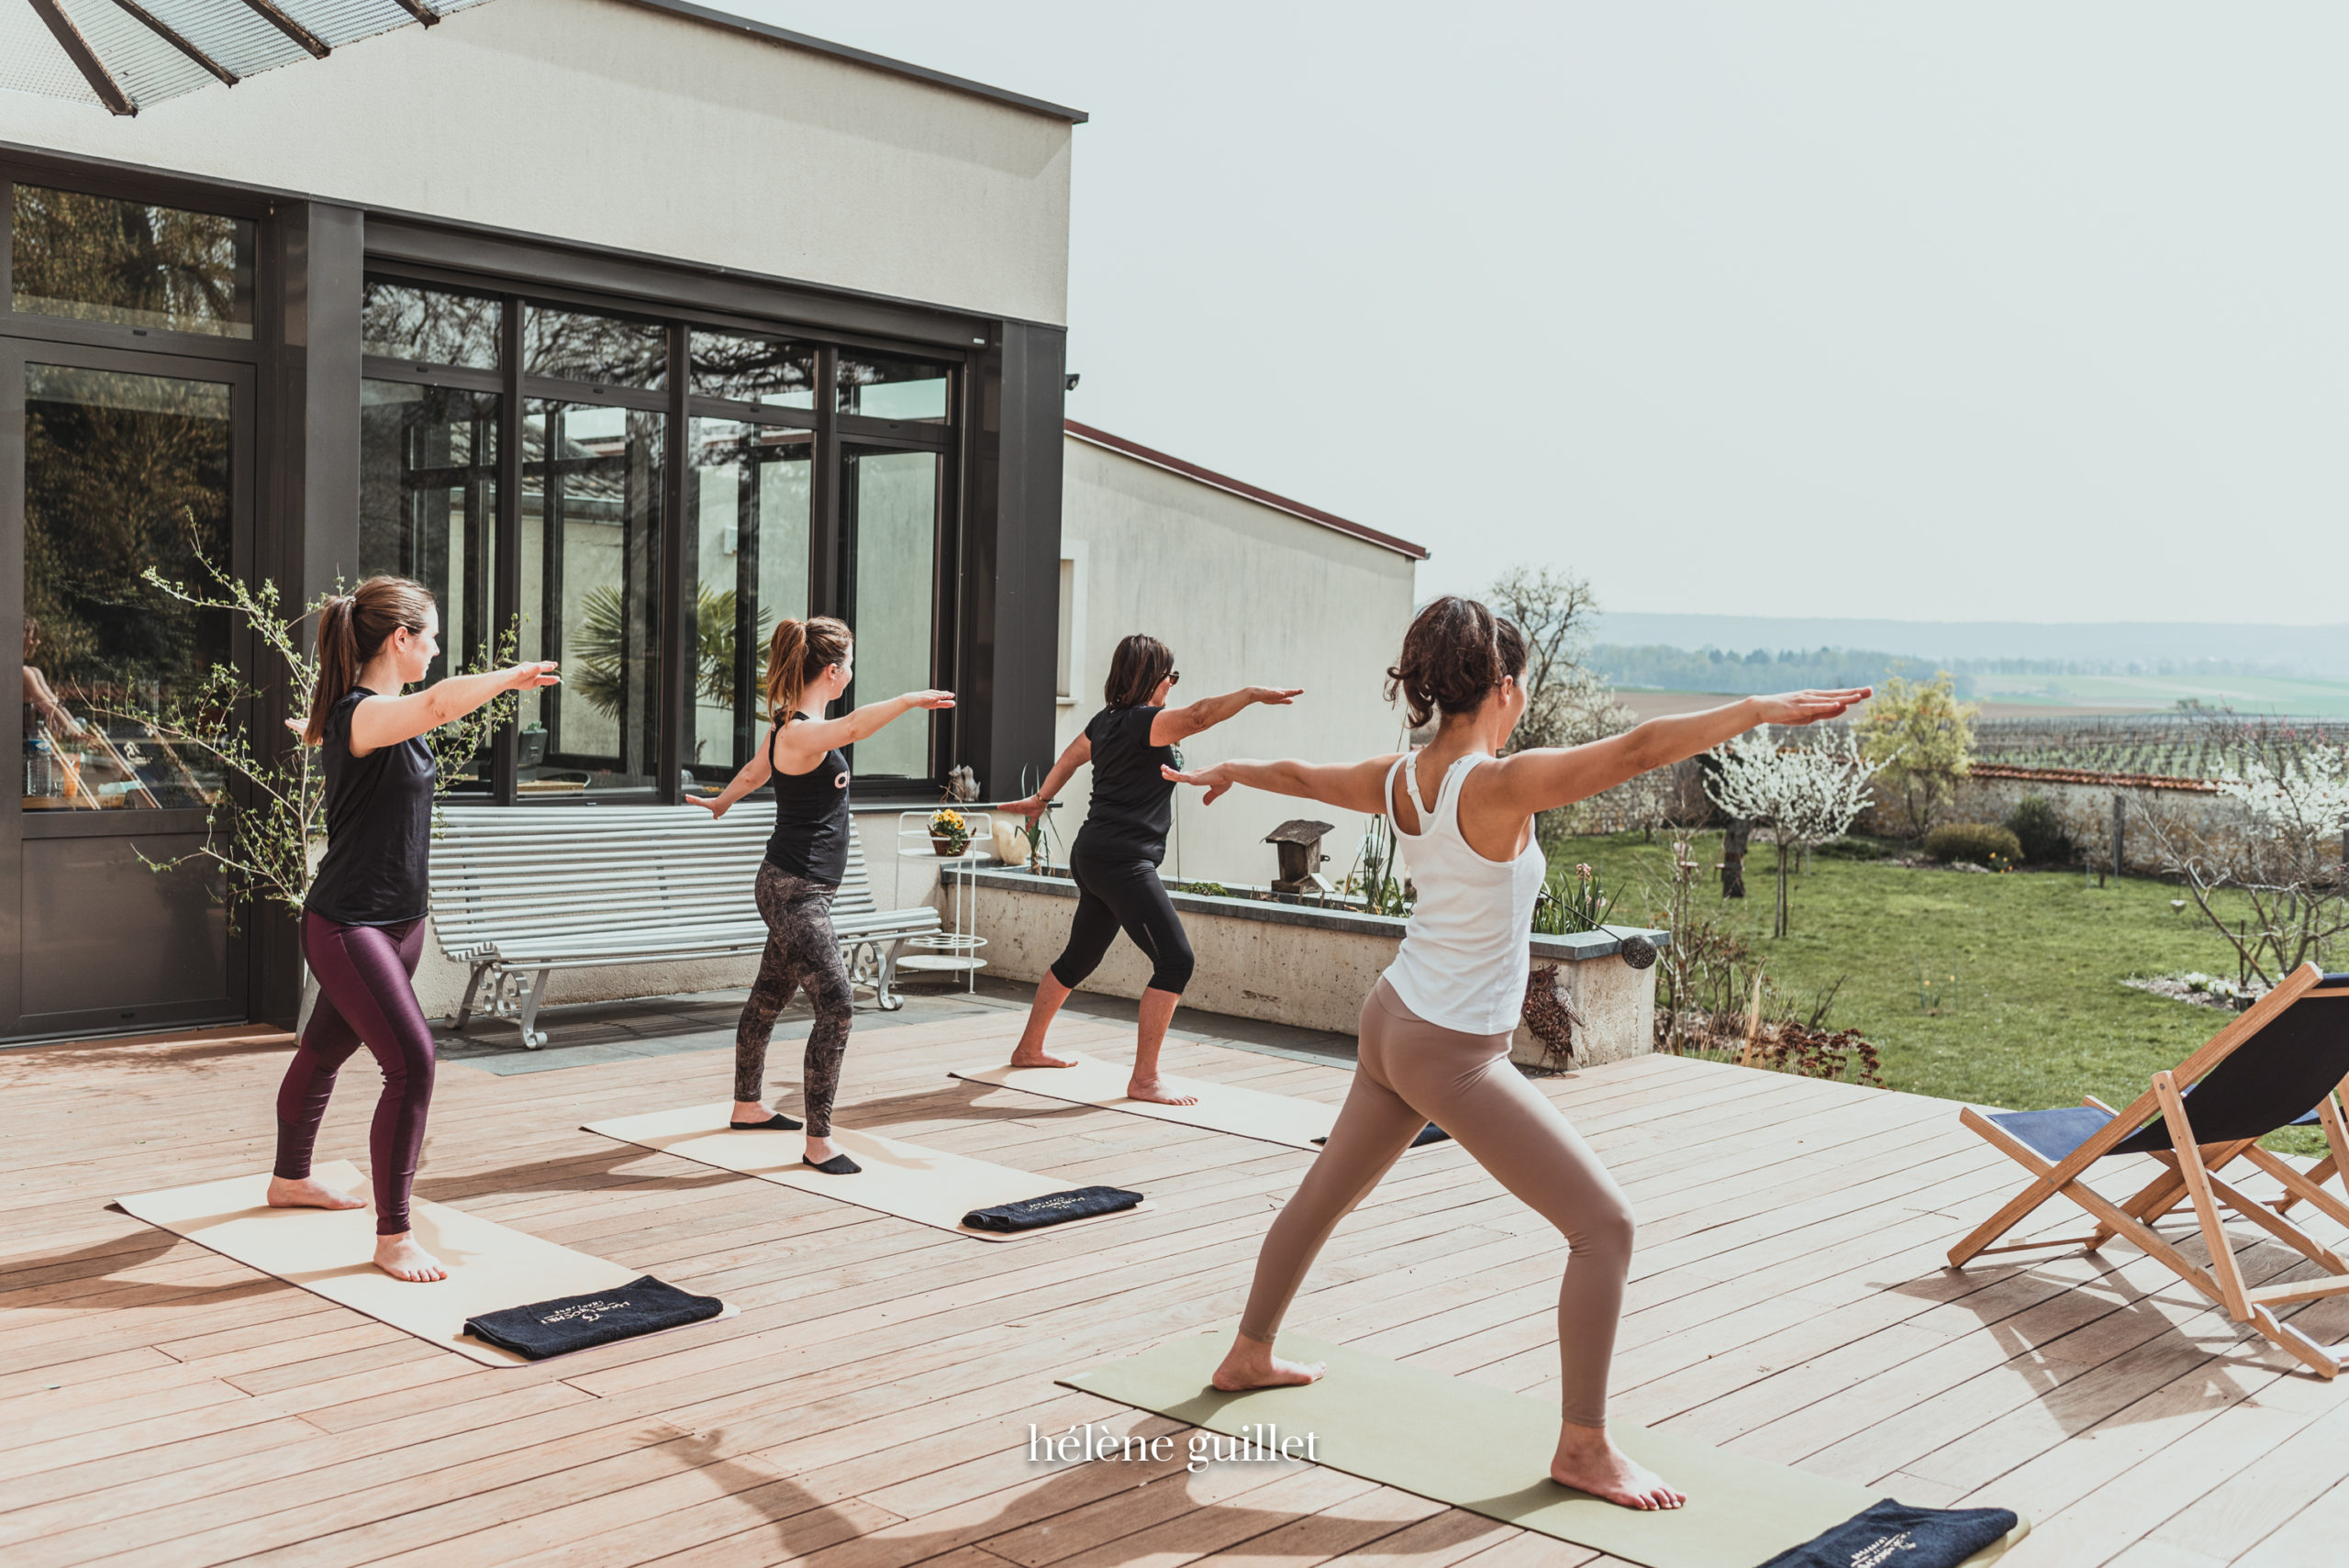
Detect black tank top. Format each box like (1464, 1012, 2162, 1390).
(305, 686, 436, 926)
(764, 716, 851, 884)
(1074, 705, 1175, 864)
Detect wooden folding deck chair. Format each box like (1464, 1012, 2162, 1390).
(1948, 963, 2349, 1377)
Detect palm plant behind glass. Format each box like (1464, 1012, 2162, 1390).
(575, 584, 769, 718)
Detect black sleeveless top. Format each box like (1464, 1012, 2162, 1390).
(765, 716, 851, 884)
(305, 686, 436, 926)
(1075, 705, 1176, 864)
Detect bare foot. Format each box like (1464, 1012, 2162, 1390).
(373, 1232, 447, 1283)
(805, 1135, 837, 1163)
(266, 1174, 366, 1211)
(1551, 1423, 1684, 1510)
(732, 1099, 773, 1121)
(1210, 1332, 1324, 1392)
(1008, 1049, 1076, 1068)
(1128, 1076, 1200, 1106)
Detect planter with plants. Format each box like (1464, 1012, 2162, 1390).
(928, 806, 972, 857)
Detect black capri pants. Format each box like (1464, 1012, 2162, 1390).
(1050, 848, 1196, 995)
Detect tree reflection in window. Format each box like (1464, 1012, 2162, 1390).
(362, 280, 502, 369)
(22, 366, 230, 810)
(10, 185, 253, 339)
(523, 306, 667, 388)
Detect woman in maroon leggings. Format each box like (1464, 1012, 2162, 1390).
(266, 576, 557, 1282)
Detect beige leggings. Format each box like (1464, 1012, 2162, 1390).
(1238, 976, 1635, 1427)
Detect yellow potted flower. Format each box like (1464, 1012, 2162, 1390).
(929, 806, 971, 856)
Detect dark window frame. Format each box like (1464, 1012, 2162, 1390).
(360, 262, 963, 804)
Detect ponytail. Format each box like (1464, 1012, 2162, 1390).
(763, 615, 852, 728)
(301, 576, 435, 745)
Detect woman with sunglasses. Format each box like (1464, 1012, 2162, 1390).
(997, 635, 1300, 1103)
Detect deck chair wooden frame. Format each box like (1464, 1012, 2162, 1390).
(1949, 962, 2349, 1378)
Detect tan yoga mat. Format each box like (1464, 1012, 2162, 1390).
(1060, 1330, 2027, 1568)
(952, 1051, 1338, 1151)
(116, 1161, 739, 1368)
(583, 1105, 1156, 1242)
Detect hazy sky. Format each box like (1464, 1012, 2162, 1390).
(738, 3, 2348, 627)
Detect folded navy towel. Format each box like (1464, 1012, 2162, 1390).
(1756, 1499, 2019, 1568)
(463, 1275, 724, 1361)
(963, 1185, 1144, 1232)
(1313, 1122, 1450, 1149)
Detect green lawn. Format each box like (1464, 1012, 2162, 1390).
(1558, 831, 2330, 1153)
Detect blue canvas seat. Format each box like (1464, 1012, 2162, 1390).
(1986, 1100, 2323, 1165)
(1949, 964, 2349, 1380)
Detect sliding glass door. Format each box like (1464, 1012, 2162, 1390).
(3, 340, 250, 1038)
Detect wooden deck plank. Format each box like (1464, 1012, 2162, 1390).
(7, 1003, 2344, 1566)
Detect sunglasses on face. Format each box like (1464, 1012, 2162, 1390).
(1167, 670, 1181, 686)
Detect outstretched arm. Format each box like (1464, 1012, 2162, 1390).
(774, 689, 955, 770)
(1151, 686, 1304, 747)
(349, 662, 561, 754)
(687, 724, 777, 818)
(1162, 754, 1400, 815)
(1485, 688, 1870, 817)
(996, 731, 1092, 824)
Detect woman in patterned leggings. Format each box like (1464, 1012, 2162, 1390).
(689, 616, 952, 1173)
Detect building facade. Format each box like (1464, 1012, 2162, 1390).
(1052, 422, 1425, 890)
(2, 0, 1077, 1040)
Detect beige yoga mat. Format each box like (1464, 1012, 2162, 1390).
(116, 1161, 738, 1368)
(1060, 1331, 2027, 1568)
(583, 1104, 1156, 1242)
(952, 1051, 1339, 1151)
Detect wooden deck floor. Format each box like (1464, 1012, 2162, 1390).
(8, 1003, 2349, 1567)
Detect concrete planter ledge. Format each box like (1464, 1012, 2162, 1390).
(958, 866, 1668, 1068)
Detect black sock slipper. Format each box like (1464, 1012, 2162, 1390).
(729, 1112, 805, 1130)
(802, 1152, 861, 1174)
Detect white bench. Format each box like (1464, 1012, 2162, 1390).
(429, 804, 941, 1048)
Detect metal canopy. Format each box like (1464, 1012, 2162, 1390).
(3, 0, 498, 115)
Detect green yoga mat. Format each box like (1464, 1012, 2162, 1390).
(1059, 1331, 2026, 1568)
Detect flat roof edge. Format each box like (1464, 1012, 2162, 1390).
(1066, 419, 1430, 562)
(621, 0, 1089, 123)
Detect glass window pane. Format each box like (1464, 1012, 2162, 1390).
(520, 400, 664, 796)
(360, 382, 502, 795)
(690, 330, 816, 410)
(688, 419, 811, 781)
(523, 305, 667, 388)
(844, 446, 941, 779)
(838, 353, 949, 422)
(10, 184, 255, 339)
(362, 280, 503, 370)
(22, 365, 231, 811)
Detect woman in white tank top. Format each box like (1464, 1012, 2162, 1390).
(1164, 595, 1867, 1511)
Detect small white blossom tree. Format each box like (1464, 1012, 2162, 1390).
(2143, 743, 2349, 984)
(1703, 727, 1887, 937)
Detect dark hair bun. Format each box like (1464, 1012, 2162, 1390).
(1384, 595, 1529, 728)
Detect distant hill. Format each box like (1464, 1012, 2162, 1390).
(1591, 644, 1971, 696)
(1589, 613, 2349, 679)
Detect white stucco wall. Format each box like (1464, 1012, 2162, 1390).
(1052, 434, 1420, 889)
(0, 0, 1074, 326)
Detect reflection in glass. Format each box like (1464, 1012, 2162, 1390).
(362, 280, 503, 369)
(10, 184, 255, 339)
(360, 383, 502, 794)
(523, 306, 667, 388)
(843, 446, 941, 779)
(690, 330, 816, 410)
(687, 420, 811, 778)
(838, 353, 949, 422)
(22, 365, 231, 810)
(520, 401, 664, 796)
